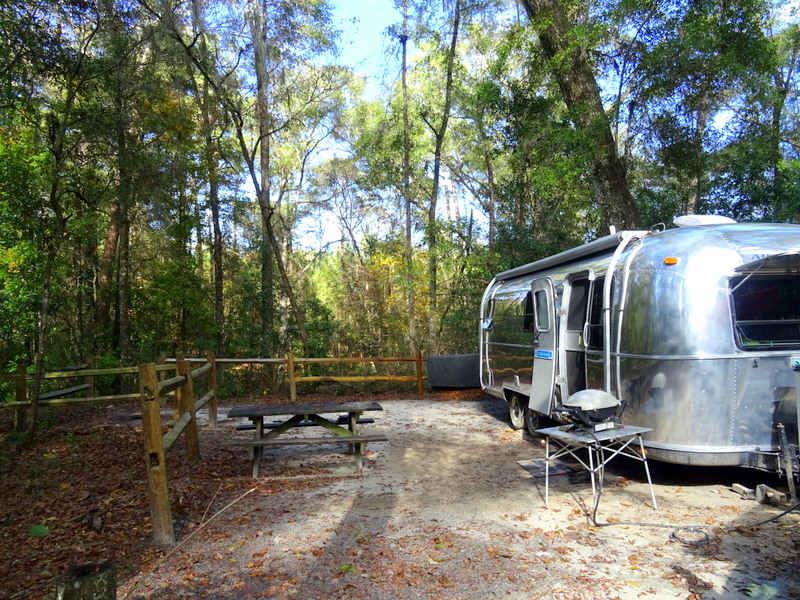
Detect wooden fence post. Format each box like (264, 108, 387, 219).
(176, 358, 200, 461)
(287, 352, 297, 403)
(84, 357, 95, 399)
(138, 363, 175, 546)
(416, 350, 424, 396)
(206, 351, 218, 427)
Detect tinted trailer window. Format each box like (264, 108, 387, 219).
(731, 275, 800, 349)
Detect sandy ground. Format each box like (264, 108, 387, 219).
(120, 396, 800, 600)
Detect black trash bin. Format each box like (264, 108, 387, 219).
(426, 353, 480, 389)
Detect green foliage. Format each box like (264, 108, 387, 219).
(307, 239, 412, 357)
(435, 232, 494, 353)
(90, 352, 124, 396)
(608, 0, 785, 220)
(0, 128, 49, 367)
(0, 0, 798, 387)
(224, 254, 265, 358)
(298, 297, 337, 358)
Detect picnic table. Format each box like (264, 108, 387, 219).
(226, 401, 387, 477)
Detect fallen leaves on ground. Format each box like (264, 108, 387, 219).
(0, 390, 483, 600)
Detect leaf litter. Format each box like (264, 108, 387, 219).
(0, 390, 798, 599)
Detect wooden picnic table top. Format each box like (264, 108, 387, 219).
(227, 401, 383, 419)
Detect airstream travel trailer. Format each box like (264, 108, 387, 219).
(479, 216, 800, 478)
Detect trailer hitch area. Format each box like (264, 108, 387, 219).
(732, 483, 792, 505)
(755, 484, 790, 505)
(777, 423, 798, 503)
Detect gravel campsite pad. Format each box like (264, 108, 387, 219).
(119, 396, 799, 600)
(2, 393, 799, 599)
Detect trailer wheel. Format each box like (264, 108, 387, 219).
(525, 408, 541, 436)
(509, 394, 527, 430)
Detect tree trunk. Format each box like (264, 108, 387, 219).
(247, 0, 276, 359)
(687, 105, 709, 215)
(770, 40, 797, 218)
(191, 0, 226, 354)
(399, 4, 417, 353)
(209, 167, 225, 352)
(520, 0, 640, 231)
(28, 160, 68, 440)
(477, 107, 497, 246)
(28, 247, 56, 440)
(264, 217, 310, 356)
(246, 0, 310, 357)
(116, 116, 133, 365)
(78, 204, 96, 353)
(174, 0, 313, 358)
(426, 0, 461, 355)
(195, 200, 205, 281)
(95, 207, 119, 349)
(27, 66, 78, 436)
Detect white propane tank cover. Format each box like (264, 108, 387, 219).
(563, 389, 621, 411)
(651, 372, 667, 388)
(673, 214, 737, 228)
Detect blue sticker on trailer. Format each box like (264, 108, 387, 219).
(535, 350, 553, 359)
(792, 357, 800, 371)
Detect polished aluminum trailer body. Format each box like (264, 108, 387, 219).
(480, 221, 800, 473)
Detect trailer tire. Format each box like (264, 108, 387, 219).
(525, 408, 541, 436)
(509, 394, 527, 430)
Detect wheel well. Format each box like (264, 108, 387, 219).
(503, 389, 529, 405)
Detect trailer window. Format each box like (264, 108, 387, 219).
(567, 278, 590, 330)
(534, 289, 550, 332)
(587, 277, 612, 349)
(730, 275, 800, 349)
(523, 291, 535, 332)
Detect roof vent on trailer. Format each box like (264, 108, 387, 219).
(673, 215, 737, 228)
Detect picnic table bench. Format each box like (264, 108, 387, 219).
(236, 416, 375, 431)
(226, 401, 387, 477)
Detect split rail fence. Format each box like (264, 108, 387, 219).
(0, 355, 219, 546)
(1, 352, 426, 544)
(175, 351, 426, 400)
(139, 357, 218, 545)
(0, 360, 176, 429)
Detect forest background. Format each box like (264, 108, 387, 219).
(1, 0, 799, 400)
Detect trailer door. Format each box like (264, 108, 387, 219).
(529, 278, 557, 416)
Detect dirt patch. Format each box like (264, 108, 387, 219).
(2, 393, 799, 599)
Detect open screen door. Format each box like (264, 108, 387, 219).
(529, 278, 557, 416)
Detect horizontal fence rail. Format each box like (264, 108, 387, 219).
(164, 352, 426, 400)
(2, 352, 427, 417)
(0, 362, 179, 429)
(288, 351, 425, 401)
(0, 365, 175, 406)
